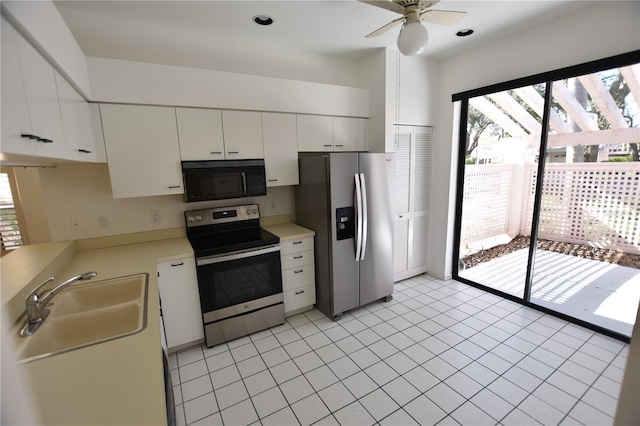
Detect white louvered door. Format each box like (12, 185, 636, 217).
(393, 125, 432, 281)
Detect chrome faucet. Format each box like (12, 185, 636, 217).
(20, 271, 98, 337)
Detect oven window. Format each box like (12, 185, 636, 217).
(197, 250, 282, 312)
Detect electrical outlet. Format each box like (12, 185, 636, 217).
(70, 217, 82, 231)
(98, 215, 110, 229)
(269, 199, 276, 210)
(150, 210, 161, 224)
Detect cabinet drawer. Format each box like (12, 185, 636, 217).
(281, 237, 314, 255)
(281, 250, 314, 270)
(282, 264, 315, 291)
(284, 285, 315, 313)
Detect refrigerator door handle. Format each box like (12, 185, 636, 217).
(359, 173, 368, 261)
(354, 173, 363, 261)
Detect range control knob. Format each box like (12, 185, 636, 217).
(246, 209, 251, 215)
(252, 208, 258, 214)
(187, 216, 195, 222)
(195, 215, 202, 221)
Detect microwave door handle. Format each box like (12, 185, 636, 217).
(241, 171, 247, 196)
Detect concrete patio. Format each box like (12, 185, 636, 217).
(458, 249, 640, 337)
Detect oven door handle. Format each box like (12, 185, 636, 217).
(196, 244, 280, 266)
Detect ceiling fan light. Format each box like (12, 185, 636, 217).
(397, 20, 428, 56)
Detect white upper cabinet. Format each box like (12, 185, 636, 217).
(262, 113, 299, 187)
(176, 108, 225, 160)
(88, 104, 107, 163)
(333, 117, 365, 152)
(14, 27, 66, 159)
(297, 115, 333, 152)
(1, 17, 35, 157)
(100, 104, 183, 198)
(297, 115, 366, 152)
(221, 111, 264, 159)
(56, 72, 99, 162)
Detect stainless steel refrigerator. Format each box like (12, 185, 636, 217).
(295, 152, 395, 319)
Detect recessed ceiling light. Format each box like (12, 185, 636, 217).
(456, 28, 475, 37)
(253, 15, 274, 26)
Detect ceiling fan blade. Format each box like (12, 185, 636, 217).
(365, 17, 405, 38)
(358, 0, 405, 15)
(420, 9, 467, 26)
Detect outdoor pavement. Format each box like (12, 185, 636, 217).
(458, 249, 640, 336)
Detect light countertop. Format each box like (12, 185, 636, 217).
(4, 236, 192, 425)
(262, 222, 315, 240)
(2, 222, 313, 425)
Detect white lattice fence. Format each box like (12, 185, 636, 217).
(521, 163, 640, 254)
(461, 165, 513, 244)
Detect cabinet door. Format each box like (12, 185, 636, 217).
(297, 115, 333, 152)
(56, 72, 96, 162)
(222, 111, 264, 159)
(263, 113, 299, 186)
(15, 30, 66, 159)
(89, 104, 107, 163)
(101, 104, 183, 198)
(176, 108, 225, 160)
(157, 258, 204, 350)
(334, 117, 365, 152)
(1, 18, 35, 157)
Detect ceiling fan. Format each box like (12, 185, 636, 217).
(360, 0, 467, 56)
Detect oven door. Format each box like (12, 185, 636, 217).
(196, 245, 282, 322)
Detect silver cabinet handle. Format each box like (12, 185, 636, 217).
(228, 151, 239, 154)
(268, 179, 278, 182)
(294, 269, 304, 274)
(293, 255, 303, 259)
(295, 290, 305, 295)
(168, 185, 180, 189)
(293, 241, 303, 245)
(171, 262, 184, 267)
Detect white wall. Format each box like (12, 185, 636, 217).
(59, 7, 361, 89)
(1, 0, 91, 97)
(88, 57, 369, 118)
(397, 54, 439, 127)
(429, 0, 640, 280)
(38, 164, 293, 242)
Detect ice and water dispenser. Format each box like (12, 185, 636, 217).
(336, 207, 355, 240)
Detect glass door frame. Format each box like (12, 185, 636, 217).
(451, 50, 640, 343)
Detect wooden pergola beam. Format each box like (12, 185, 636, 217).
(619, 65, 640, 116)
(547, 127, 640, 148)
(487, 92, 542, 135)
(552, 81, 599, 132)
(578, 73, 628, 129)
(469, 96, 527, 138)
(513, 86, 569, 133)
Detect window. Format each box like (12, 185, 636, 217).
(0, 169, 26, 254)
(452, 50, 640, 341)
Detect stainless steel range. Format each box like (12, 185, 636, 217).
(185, 204, 284, 347)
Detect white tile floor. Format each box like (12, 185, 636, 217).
(168, 274, 630, 426)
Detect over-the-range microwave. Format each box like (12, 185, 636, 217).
(181, 159, 267, 202)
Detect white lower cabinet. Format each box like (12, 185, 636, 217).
(280, 237, 316, 316)
(157, 257, 203, 352)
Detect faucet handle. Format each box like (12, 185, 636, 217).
(26, 276, 55, 302)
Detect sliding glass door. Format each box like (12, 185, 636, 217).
(456, 84, 545, 299)
(453, 53, 640, 340)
